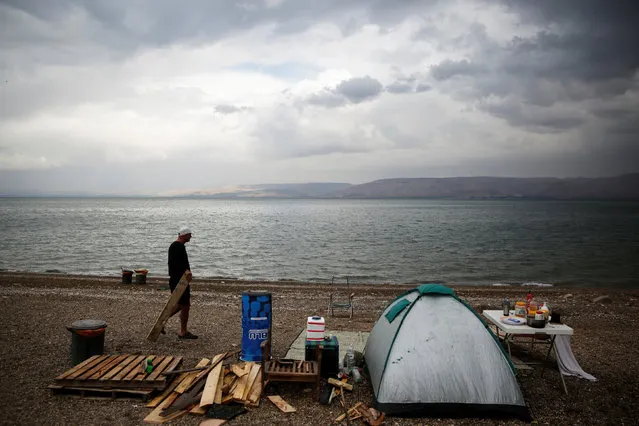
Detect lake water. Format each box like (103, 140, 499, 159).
(0, 198, 637, 288)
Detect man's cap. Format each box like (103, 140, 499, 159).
(178, 227, 192, 236)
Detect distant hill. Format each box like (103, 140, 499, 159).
(334, 174, 639, 200)
(6, 175, 637, 200)
(185, 182, 353, 198)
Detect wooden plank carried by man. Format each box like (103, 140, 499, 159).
(147, 272, 190, 342)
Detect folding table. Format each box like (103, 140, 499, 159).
(482, 310, 573, 394)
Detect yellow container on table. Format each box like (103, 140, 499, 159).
(514, 301, 526, 317)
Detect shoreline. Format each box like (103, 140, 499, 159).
(1, 270, 635, 290)
(1, 272, 638, 425)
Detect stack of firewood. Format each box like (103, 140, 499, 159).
(143, 351, 262, 424)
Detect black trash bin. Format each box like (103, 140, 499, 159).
(67, 319, 107, 365)
(122, 269, 133, 284)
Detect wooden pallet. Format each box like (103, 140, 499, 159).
(48, 384, 156, 400)
(55, 354, 183, 391)
(264, 359, 319, 378)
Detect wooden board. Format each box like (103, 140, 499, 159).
(328, 377, 353, 391)
(100, 355, 139, 381)
(199, 420, 227, 426)
(214, 369, 224, 404)
(112, 355, 146, 381)
(147, 272, 190, 342)
(232, 369, 250, 401)
(221, 373, 236, 394)
(334, 402, 364, 422)
(265, 359, 318, 377)
(231, 363, 249, 377)
(174, 358, 211, 394)
(200, 360, 224, 407)
(267, 395, 296, 413)
(143, 358, 210, 425)
(242, 363, 261, 401)
(147, 358, 210, 410)
(186, 353, 226, 393)
(189, 404, 207, 415)
(146, 372, 189, 408)
(54, 354, 182, 391)
(56, 355, 101, 380)
(61, 355, 109, 381)
(246, 369, 262, 406)
(48, 384, 154, 400)
(143, 391, 183, 424)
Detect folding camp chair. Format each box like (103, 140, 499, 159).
(328, 276, 354, 319)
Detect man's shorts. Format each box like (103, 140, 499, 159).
(169, 278, 191, 306)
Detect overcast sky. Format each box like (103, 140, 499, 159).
(1, 0, 638, 195)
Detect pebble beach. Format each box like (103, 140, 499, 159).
(1, 271, 637, 425)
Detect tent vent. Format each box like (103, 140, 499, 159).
(385, 299, 410, 323)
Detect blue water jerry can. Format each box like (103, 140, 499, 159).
(241, 291, 272, 361)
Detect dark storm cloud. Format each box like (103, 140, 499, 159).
(306, 76, 383, 107)
(430, 60, 484, 81)
(385, 80, 414, 94)
(0, 0, 442, 56)
(427, 1, 639, 136)
(336, 76, 383, 103)
(385, 76, 431, 94)
(479, 99, 586, 134)
(607, 111, 639, 136)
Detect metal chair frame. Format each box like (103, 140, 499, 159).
(328, 276, 354, 319)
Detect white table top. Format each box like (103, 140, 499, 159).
(482, 310, 574, 336)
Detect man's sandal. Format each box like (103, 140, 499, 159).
(178, 331, 198, 339)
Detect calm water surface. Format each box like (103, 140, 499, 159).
(0, 198, 637, 288)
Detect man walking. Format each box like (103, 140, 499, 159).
(167, 226, 197, 339)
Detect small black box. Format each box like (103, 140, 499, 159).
(305, 336, 339, 378)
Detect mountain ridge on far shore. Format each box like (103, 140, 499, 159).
(334, 174, 639, 200)
(178, 174, 639, 200)
(3, 174, 638, 200)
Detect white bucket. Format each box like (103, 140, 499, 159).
(306, 316, 325, 341)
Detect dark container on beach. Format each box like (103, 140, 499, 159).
(67, 319, 107, 366)
(241, 291, 272, 362)
(306, 336, 340, 377)
(135, 269, 148, 284)
(121, 269, 133, 284)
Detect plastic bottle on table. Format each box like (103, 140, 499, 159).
(540, 302, 550, 321)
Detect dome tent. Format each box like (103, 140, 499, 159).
(364, 284, 529, 420)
